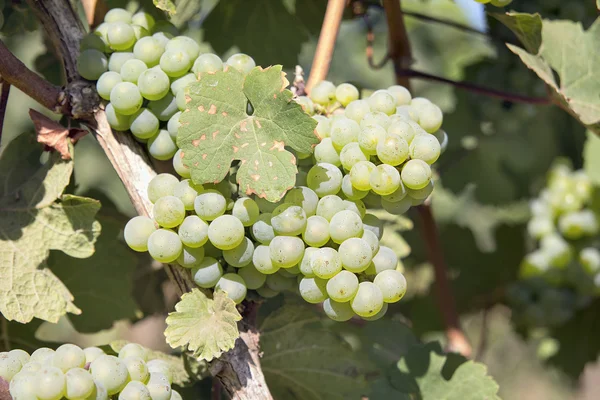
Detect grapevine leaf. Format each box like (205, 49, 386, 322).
(501, 16, 600, 131)
(0, 133, 101, 324)
(491, 12, 542, 53)
(584, 131, 600, 185)
(30, 109, 86, 160)
(164, 289, 241, 362)
(260, 304, 369, 400)
(49, 215, 138, 333)
(380, 342, 500, 400)
(178, 65, 318, 201)
(153, 0, 176, 15)
(110, 340, 193, 386)
(203, 0, 326, 67)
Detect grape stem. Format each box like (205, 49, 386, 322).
(383, 0, 412, 87)
(305, 0, 347, 94)
(0, 78, 11, 148)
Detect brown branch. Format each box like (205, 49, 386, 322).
(383, 0, 412, 87)
(305, 0, 347, 94)
(417, 205, 472, 357)
(397, 68, 551, 105)
(82, 0, 108, 29)
(475, 308, 489, 362)
(0, 79, 11, 147)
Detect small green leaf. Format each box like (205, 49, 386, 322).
(492, 12, 542, 53)
(0, 133, 101, 324)
(178, 65, 318, 201)
(584, 130, 600, 185)
(165, 289, 241, 362)
(153, 0, 176, 15)
(260, 304, 369, 400)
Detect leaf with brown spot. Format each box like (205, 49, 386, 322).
(178, 65, 318, 201)
(30, 109, 86, 160)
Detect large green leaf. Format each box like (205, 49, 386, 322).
(165, 290, 241, 362)
(178, 66, 318, 201)
(260, 304, 369, 400)
(49, 215, 138, 333)
(501, 16, 600, 133)
(0, 133, 101, 323)
(492, 12, 542, 53)
(203, 0, 326, 67)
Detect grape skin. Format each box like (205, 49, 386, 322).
(147, 229, 182, 263)
(373, 269, 407, 303)
(310, 247, 342, 279)
(351, 282, 384, 318)
(90, 355, 129, 395)
(192, 257, 223, 288)
(299, 276, 328, 303)
(124, 216, 157, 252)
(307, 163, 343, 197)
(215, 273, 247, 304)
(339, 238, 373, 272)
(323, 298, 355, 321)
(326, 270, 359, 302)
(208, 215, 245, 250)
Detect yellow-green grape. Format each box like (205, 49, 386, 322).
(373, 269, 407, 303)
(387, 85, 411, 105)
(360, 111, 391, 130)
(329, 210, 363, 244)
(152, 195, 185, 228)
(323, 298, 355, 321)
(362, 303, 388, 321)
(330, 117, 361, 150)
(269, 236, 304, 268)
(178, 215, 209, 248)
(345, 99, 371, 123)
(339, 237, 373, 273)
(104, 8, 132, 23)
(388, 119, 416, 144)
(314, 137, 341, 166)
(401, 159, 432, 190)
(376, 134, 409, 166)
(313, 115, 331, 139)
(368, 90, 397, 115)
(358, 124, 386, 155)
(77, 49, 108, 80)
(350, 281, 384, 318)
(410, 134, 441, 164)
(309, 80, 336, 105)
(310, 247, 342, 279)
(349, 161, 375, 191)
(295, 96, 314, 115)
(215, 273, 247, 304)
(147, 129, 178, 160)
(108, 52, 135, 72)
(124, 216, 157, 252)
(335, 83, 359, 106)
(225, 53, 256, 74)
(303, 215, 330, 247)
(110, 82, 143, 115)
(370, 164, 401, 196)
(253, 245, 280, 275)
(299, 276, 328, 303)
(407, 180, 434, 200)
(192, 257, 223, 288)
(132, 12, 155, 31)
(89, 355, 129, 395)
(326, 270, 359, 302)
(232, 197, 260, 226)
(223, 237, 254, 268)
(107, 22, 136, 51)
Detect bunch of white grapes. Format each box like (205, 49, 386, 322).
(295, 80, 447, 215)
(124, 170, 408, 321)
(76, 7, 255, 168)
(1, 343, 181, 400)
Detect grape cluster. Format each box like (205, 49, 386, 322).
(1, 343, 181, 400)
(507, 161, 600, 327)
(76, 7, 255, 169)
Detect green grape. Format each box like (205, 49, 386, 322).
(52, 344, 85, 372)
(223, 237, 254, 268)
(407, 179, 434, 200)
(105, 102, 131, 131)
(147, 129, 178, 160)
(9, 349, 30, 366)
(147, 229, 182, 263)
(298, 247, 318, 277)
(540, 233, 571, 268)
(107, 22, 135, 51)
(388, 120, 416, 144)
(367, 246, 398, 275)
(256, 286, 280, 298)
(558, 210, 599, 239)
(368, 90, 396, 115)
(110, 82, 143, 115)
(0, 353, 22, 382)
(176, 245, 205, 268)
(433, 129, 448, 153)
(65, 368, 95, 399)
(363, 213, 384, 239)
(377, 134, 409, 166)
(401, 159, 432, 190)
(148, 93, 178, 121)
(307, 162, 343, 197)
(251, 213, 275, 245)
(285, 186, 319, 217)
(35, 366, 66, 400)
(148, 173, 179, 203)
(350, 282, 384, 318)
(77, 49, 108, 80)
(191, 257, 223, 288)
(170, 73, 196, 96)
(178, 215, 209, 248)
(30, 348, 55, 364)
(146, 360, 172, 383)
(10, 371, 38, 399)
(323, 298, 355, 321)
(580, 248, 600, 275)
(173, 179, 201, 210)
(90, 355, 128, 396)
(117, 60, 146, 86)
(382, 183, 407, 203)
(314, 137, 341, 166)
(132, 12, 155, 31)
(271, 203, 307, 236)
(298, 276, 328, 303)
(266, 272, 295, 292)
(313, 115, 331, 139)
(124, 216, 156, 252)
(370, 164, 401, 196)
(345, 99, 371, 123)
(253, 245, 280, 274)
(316, 195, 345, 221)
(326, 270, 359, 302)
(132, 25, 150, 41)
(208, 215, 245, 250)
(341, 174, 368, 200)
(309, 80, 336, 105)
(108, 52, 134, 73)
(269, 236, 304, 268)
(146, 372, 171, 400)
(80, 32, 108, 52)
(173, 149, 191, 178)
(294, 96, 314, 115)
(133, 37, 164, 67)
(167, 111, 181, 139)
(361, 230, 380, 257)
(105, 8, 132, 23)
(410, 134, 441, 164)
(232, 197, 260, 226)
(382, 196, 412, 215)
(129, 108, 159, 139)
(215, 273, 247, 304)
(362, 302, 388, 321)
(387, 85, 412, 105)
(160, 50, 191, 77)
(330, 117, 360, 150)
(338, 238, 372, 273)
(118, 343, 147, 361)
(329, 210, 363, 244)
(119, 381, 151, 400)
(96, 71, 122, 101)
(413, 100, 443, 133)
(374, 269, 407, 303)
(335, 83, 359, 106)
(349, 161, 375, 191)
(176, 89, 187, 111)
(344, 199, 366, 218)
(194, 189, 227, 220)
(358, 124, 386, 155)
(138, 67, 170, 101)
(302, 215, 330, 247)
(340, 142, 368, 170)
(310, 247, 342, 279)
(237, 264, 266, 290)
(192, 53, 224, 75)
(360, 111, 391, 130)
(225, 53, 256, 74)
(165, 36, 200, 60)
